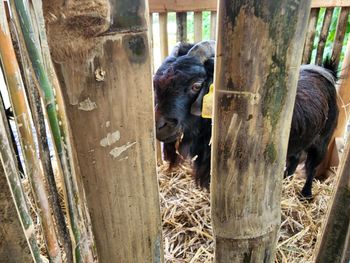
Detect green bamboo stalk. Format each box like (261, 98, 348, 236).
(8, 9, 74, 262)
(0, 2, 62, 261)
(13, 0, 62, 153)
(0, 93, 42, 263)
(12, 0, 96, 261)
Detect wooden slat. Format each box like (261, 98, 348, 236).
(210, 11, 217, 40)
(314, 139, 350, 263)
(316, 8, 334, 65)
(320, 34, 350, 176)
(194, 11, 202, 43)
(148, 0, 350, 13)
(149, 0, 217, 12)
(311, 0, 350, 8)
(149, 13, 154, 73)
(176, 12, 187, 42)
(331, 7, 350, 68)
(342, 226, 350, 263)
(302, 8, 320, 64)
(333, 37, 350, 138)
(43, 0, 163, 261)
(151, 13, 164, 164)
(159, 12, 169, 59)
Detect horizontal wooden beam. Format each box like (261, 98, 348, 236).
(311, 0, 350, 8)
(149, 0, 217, 12)
(149, 0, 350, 13)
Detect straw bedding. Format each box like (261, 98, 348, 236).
(158, 163, 336, 263)
(25, 161, 335, 262)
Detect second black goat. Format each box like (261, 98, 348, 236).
(154, 40, 339, 198)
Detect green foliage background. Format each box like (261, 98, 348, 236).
(152, 8, 350, 70)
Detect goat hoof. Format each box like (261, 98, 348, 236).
(299, 190, 313, 201)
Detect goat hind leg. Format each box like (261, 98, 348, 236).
(301, 146, 325, 198)
(284, 153, 301, 178)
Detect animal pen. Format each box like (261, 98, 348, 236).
(0, 0, 350, 262)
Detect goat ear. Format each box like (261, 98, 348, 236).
(190, 86, 208, 116)
(204, 58, 214, 77)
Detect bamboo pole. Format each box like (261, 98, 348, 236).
(0, 158, 33, 262)
(211, 0, 311, 261)
(11, 0, 97, 261)
(331, 7, 350, 69)
(8, 11, 73, 262)
(159, 13, 169, 59)
(334, 55, 350, 139)
(210, 11, 217, 40)
(314, 140, 350, 263)
(341, 225, 350, 262)
(194, 11, 202, 43)
(157, 12, 169, 165)
(316, 8, 334, 65)
(43, 0, 163, 262)
(0, 2, 62, 262)
(0, 89, 42, 263)
(321, 35, 350, 173)
(29, 0, 96, 259)
(302, 8, 320, 64)
(176, 12, 187, 42)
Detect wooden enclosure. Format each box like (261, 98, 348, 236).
(0, 0, 350, 262)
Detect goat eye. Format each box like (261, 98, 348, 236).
(191, 82, 202, 93)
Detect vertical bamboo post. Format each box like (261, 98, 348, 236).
(210, 11, 217, 40)
(176, 12, 187, 42)
(0, 2, 62, 262)
(317, 7, 350, 174)
(331, 7, 350, 70)
(11, 0, 96, 260)
(211, 0, 311, 262)
(341, 226, 350, 263)
(158, 12, 170, 164)
(43, 0, 163, 262)
(316, 8, 334, 65)
(321, 36, 350, 172)
(314, 140, 350, 263)
(194, 11, 202, 43)
(302, 8, 320, 64)
(8, 8, 74, 261)
(334, 37, 350, 140)
(149, 13, 154, 72)
(159, 12, 169, 59)
(0, 99, 34, 263)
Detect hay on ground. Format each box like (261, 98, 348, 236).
(158, 163, 336, 263)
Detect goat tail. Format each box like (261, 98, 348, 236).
(322, 56, 338, 80)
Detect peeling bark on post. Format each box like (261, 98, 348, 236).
(211, 1, 311, 262)
(43, 0, 163, 262)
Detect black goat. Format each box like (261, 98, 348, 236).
(154, 41, 338, 198)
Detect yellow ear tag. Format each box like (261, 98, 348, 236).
(201, 84, 214, 119)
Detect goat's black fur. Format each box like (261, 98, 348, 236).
(285, 58, 338, 197)
(154, 43, 338, 198)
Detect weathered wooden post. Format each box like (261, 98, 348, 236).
(177, 12, 187, 42)
(314, 140, 350, 263)
(43, 0, 163, 262)
(211, 1, 311, 261)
